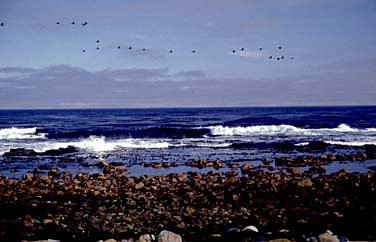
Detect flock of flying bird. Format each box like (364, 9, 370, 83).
(0, 20, 295, 61)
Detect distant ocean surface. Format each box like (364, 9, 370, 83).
(1, 106, 376, 177)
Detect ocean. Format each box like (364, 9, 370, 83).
(1, 106, 376, 177)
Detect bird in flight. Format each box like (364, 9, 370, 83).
(142, 48, 146, 51)
(72, 21, 75, 25)
(0, 22, 4, 27)
(192, 50, 196, 53)
(169, 50, 173, 53)
(129, 46, 132, 50)
(278, 46, 282, 50)
(56, 21, 60, 25)
(118, 46, 121, 49)
(232, 50, 236, 53)
(82, 22, 88, 26)
(241, 48, 244, 51)
(258, 47, 263, 51)
(96, 40, 100, 43)
(269, 56, 273, 59)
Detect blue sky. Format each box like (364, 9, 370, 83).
(0, 0, 375, 108)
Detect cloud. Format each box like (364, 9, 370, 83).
(233, 50, 263, 58)
(0, 64, 375, 109)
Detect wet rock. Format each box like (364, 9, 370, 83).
(241, 163, 252, 173)
(157, 230, 182, 242)
(43, 146, 78, 156)
(95, 160, 110, 167)
(4, 148, 37, 156)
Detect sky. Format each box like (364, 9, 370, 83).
(0, 0, 375, 108)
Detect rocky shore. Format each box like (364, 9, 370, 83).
(1, 155, 376, 241)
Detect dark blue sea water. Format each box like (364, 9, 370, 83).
(1, 106, 376, 177)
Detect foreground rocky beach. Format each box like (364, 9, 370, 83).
(1, 153, 376, 242)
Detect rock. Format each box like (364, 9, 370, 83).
(242, 225, 258, 233)
(3, 148, 37, 156)
(95, 160, 109, 167)
(318, 231, 340, 242)
(297, 178, 313, 187)
(157, 230, 182, 242)
(43, 146, 78, 156)
(135, 182, 144, 190)
(368, 166, 376, 172)
(269, 239, 291, 242)
(241, 163, 252, 173)
(101, 239, 117, 242)
(138, 234, 155, 242)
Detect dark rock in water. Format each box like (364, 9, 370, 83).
(3, 148, 37, 156)
(368, 166, 376, 172)
(95, 160, 110, 167)
(43, 146, 78, 156)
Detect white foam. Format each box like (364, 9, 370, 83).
(23, 135, 171, 153)
(208, 123, 376, 136)
(324, 141, 376, 146)
(294, 142, 310, 146)
(0, 127, 47, 140)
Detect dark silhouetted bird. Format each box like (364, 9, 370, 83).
(72, 21, 75, 25)
(269, 56, 273, 59)
(82, 22, 87, 26)
(278, 46, 282, 50)
(118, 46, 121, 49)
(241, 48, 244, 51)
(82, 49, 86, 52)
(128, 46, 132, 50)
(281, 56, 284, 59)
(169, 50, 173, 53)
(258, 47, 263, 51)
(56, 21, 60, 25)
(142, 48, 146, 51)
(96, 40, 100, 43)
(192, 50, 196, 53)
(232, 50, 236, 53)
(290, 57, 295, 60)
(277, 57, 280, 60)
(96, 47, 99, 50)
(1, 22, 4, 27)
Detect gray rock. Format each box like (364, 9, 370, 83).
(157, 230, 182, 242)
(138, 234, 155, 242)
(318, 231, 340, 242)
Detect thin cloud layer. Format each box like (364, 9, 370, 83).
(0, 64, 374, 108)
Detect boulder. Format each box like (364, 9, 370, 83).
(157, 230, 182, 242)
(318, 231, 340, 242)
(43, 146, 78, 156)
(137, 234, 155, 242)
(3, 148, 37, 156)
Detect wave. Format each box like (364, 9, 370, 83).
(0, 127, 47, 140)
(50, 135, 171, 152)
(207, 123, 376, 136)
(323, 140, 376, 147)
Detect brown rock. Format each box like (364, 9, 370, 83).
(135, 182, 144, 190)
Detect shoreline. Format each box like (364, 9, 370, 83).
(1, 156, 376, 241)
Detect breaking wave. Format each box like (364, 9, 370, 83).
(0, 127, 47, 140)
(208, 123, 376, 136)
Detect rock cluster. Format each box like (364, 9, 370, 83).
(3, 146, 78, 157)
(0, 161, 375, 241)
(275, 153, 370, 167)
